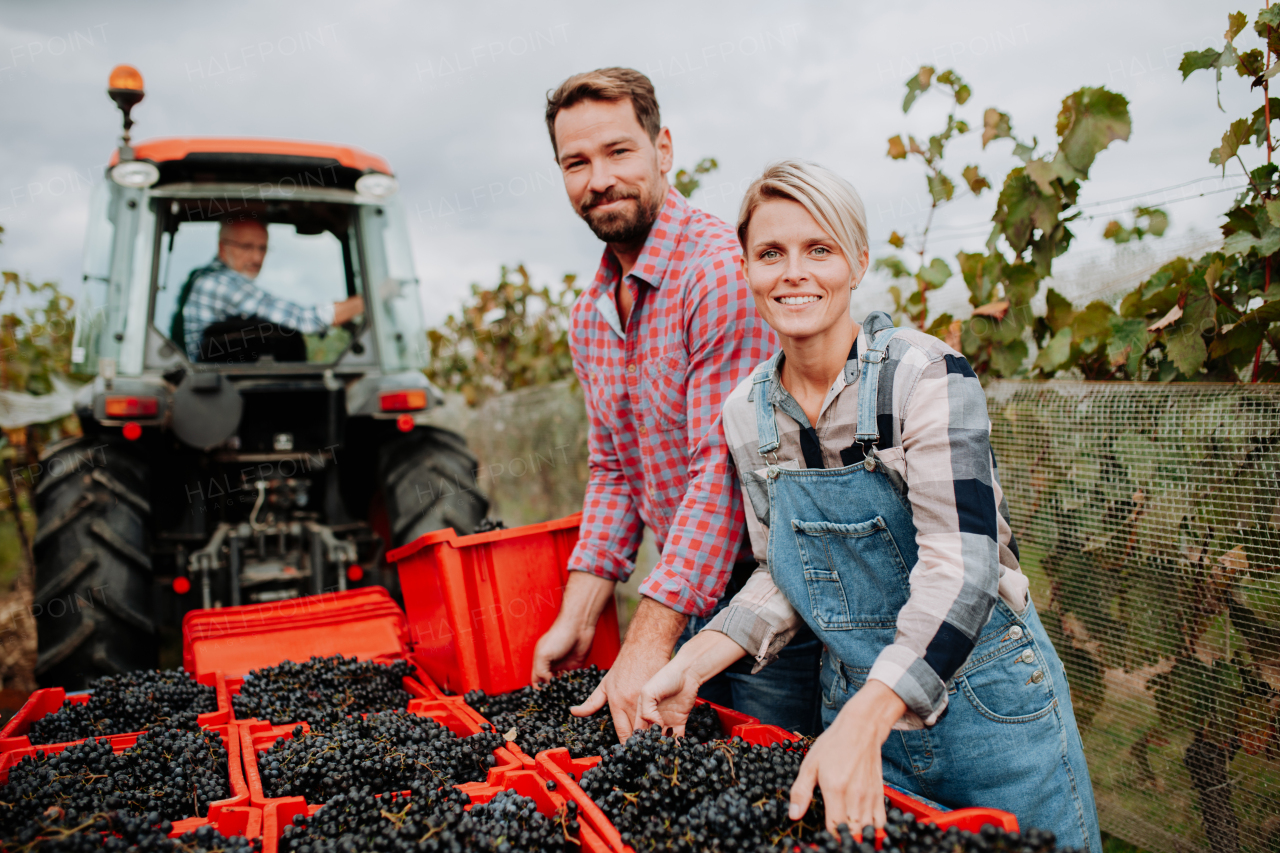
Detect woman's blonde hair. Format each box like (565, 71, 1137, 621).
(736, 160, 869, 276)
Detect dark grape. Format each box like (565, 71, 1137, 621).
(2, 810, 260, 853)
(280, 783, 579, 853)
(258, 710, 504, 801)
(0, 726, 232, 839)
(463, 666, 723, 758)
(232, 655, 414, 724)
(29, 668, 215, 743)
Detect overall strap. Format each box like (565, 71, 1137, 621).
(855, 326, 901, 445)
(752, 353, 783, 455)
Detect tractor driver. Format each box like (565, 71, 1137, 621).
(175, 219, 364, 362)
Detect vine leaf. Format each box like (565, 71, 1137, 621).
(1165, 322, 1208, 376)
(1107, 317, 1150, 375)
(1181, 47, 1223, 80)
(982, 108, 1012, 147)
(1147, 304, 1183, 332)
(887, 135, 907, 159)
(903, 66, 935, 112)
(962, 165, 990, 195)
(972, 300, 1011, 319)
(1034, 327, 1074, 372)
(927, 173, 955, 203)
(917, 257, 952, 288)
(1226, 11, 1248, 43)
(888, 231, 905, 249)
(1055, 87, 1132, 177)
(1210, 118, 1254, 170)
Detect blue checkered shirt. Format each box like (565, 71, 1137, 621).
(181, 258, 330, 361)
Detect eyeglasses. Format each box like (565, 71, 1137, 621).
(221, 238, 268, 254)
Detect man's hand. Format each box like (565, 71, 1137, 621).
(570, 596, 688, 743)
(531, 572, 617, 684)
(635, 629, 748, 735)
(788, 679, 906, 835)
(333, 295, 365, 326)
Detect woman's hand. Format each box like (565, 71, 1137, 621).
(633, 629, 748, 735)
(789, 679, 906, 835)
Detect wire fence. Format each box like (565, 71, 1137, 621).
(986, 380, 1280, 853)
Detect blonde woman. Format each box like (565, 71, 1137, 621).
(635, 160, 1101, 853)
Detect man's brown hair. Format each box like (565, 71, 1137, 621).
(544, 67, 661, 158)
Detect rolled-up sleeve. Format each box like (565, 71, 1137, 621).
(867, 353, 1001, 726)
(702, 567, 803, 671)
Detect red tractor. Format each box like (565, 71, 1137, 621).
(34, 66, 488, 688)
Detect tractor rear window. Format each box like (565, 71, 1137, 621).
(153, 199, 365, 365)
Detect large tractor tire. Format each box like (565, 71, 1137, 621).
(33, 436, 157, 689)
(379, 426, 488, 547)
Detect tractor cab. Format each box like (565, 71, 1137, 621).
(34, 66, 487, 690)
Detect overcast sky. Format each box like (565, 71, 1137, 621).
(0, 0, 1257, 328)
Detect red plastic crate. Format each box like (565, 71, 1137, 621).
(182, 588, 410, 678)
(240, 698, 532, 808)
(171, 803, 262, 840)
(0, 672, 232, 756)
(536, 721, 1019, 853)
(224, 653, 441, 725)
(261, 766, 609, 853)
(0, 723, 249, 817)
(388, 513, 622, 696)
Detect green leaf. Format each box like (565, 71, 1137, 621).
(1237, 47, 1265, 77)
(903, 66, 935, 113)
(1072, 301, 1116, 344)
(1212, 118, 1254, 170)
(917, 257, 952, 288)
(927, 172, 955, 203)
(982, 109, 1013, 148)
(955, 84, 971, 105)
(888, 231, 905, 249)
(962, 165, 990, 195)
(992, 168, 1063, 254)
(1180, 47, 1223, 80)
(1045, 288, 1075, 333)
(1034, 326, 1074, 373)
(1164, 321, 1208, 376)
(887, 135, 907, 159)
(1107, 316, 1151, 375)
(958, 251, 1002, 307)
(1055, 87, 1132, 177)
(1024, 158, 1060, 195)
(988, 338, 1028, 377)
(1227, 10, 1248, 41)
(1256, 5, 1280, 31)
(1137, 206, 1169, 236)
(874, 256, 912, 278)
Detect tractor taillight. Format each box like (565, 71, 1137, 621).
(380, 390, 427, 412)
(105, 395, 158, 417)
(122, 422, 142, 441)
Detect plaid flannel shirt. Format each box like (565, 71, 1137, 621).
(181, 258, 332, 360)
(706, 314, 1029, 726)
(567, 187, 777, 616)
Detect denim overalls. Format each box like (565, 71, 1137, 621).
(752, 326, 1102, 853)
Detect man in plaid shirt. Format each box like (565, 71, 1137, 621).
(530, 68, 823, 739)
(178, 219, 363, 361)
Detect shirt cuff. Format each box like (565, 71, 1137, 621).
(868, 643, 950, 727)
(702, 605, 791, 674)
(567, 540, 634, 583)
(317, 302, 336, 325)
(638, 564, 715, 617)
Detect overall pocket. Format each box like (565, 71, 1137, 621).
(791, 516, 911, 631)
(957, 638, 1057, 723)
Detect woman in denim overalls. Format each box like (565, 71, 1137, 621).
(636, 161, 1101, 853)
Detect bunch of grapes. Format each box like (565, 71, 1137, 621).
(2, 811, 260, 853)
(463, 666, 723, 757)
(279, 783, 580, 853)
(232, 655, 414, 724)
(29, 669, 216, 743)
(0, 726, 231, 839)
(258, 711, 505, 800)
(580, 729, 1078, 853)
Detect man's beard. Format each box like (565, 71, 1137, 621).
(578, 185, 663, 245)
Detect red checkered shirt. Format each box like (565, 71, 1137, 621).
(566, 187, 777, 617)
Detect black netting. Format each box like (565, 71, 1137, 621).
(987, 380, 1280, 853)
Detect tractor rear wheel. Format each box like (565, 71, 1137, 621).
(379, 426, 488, 547)
(33, 437, 157, 689)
